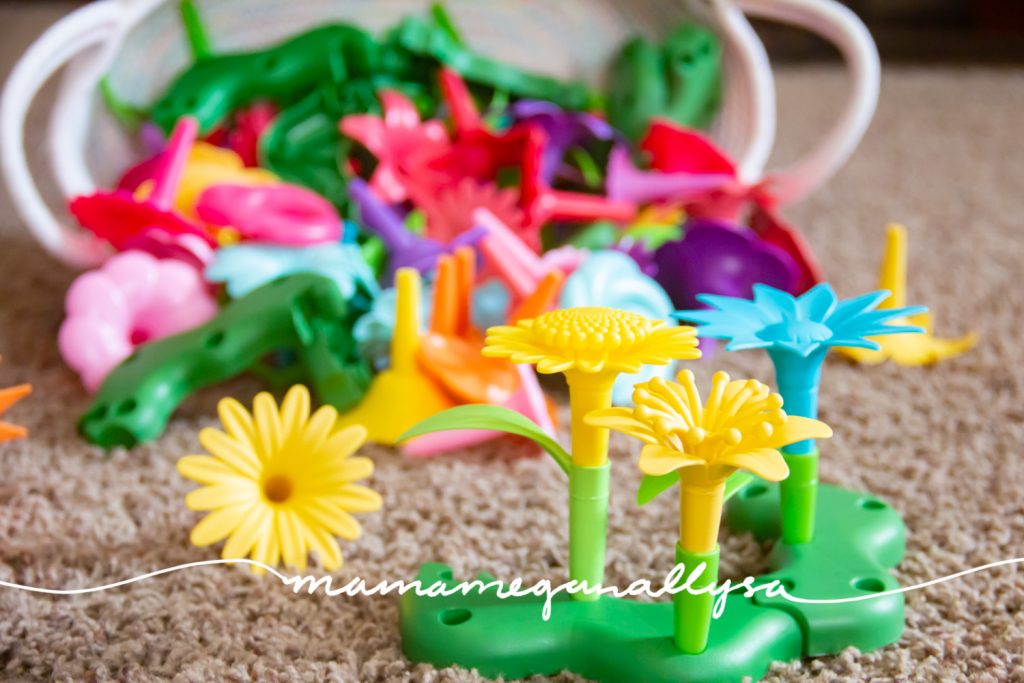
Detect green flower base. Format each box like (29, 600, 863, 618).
(399, 483, 905, 681)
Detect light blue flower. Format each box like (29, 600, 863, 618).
(559, 250, 676, 405)
(675, 283, 926, 357)
(206, 243, 379, 300)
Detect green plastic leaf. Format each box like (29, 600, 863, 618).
(724, 471, 755, 500)
(398, 404, 571, 475)
(636, 470, 755, 506)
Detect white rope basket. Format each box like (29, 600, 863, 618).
(1, 0, 879, 268)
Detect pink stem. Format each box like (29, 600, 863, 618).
(149, 116, 198, 210)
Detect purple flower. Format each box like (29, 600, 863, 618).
(653, 219, 800, 310)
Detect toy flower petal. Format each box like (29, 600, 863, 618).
(638, 443, 707, 476)
(585, 407, 661, 445)
(762, 415, 834, 449)
(714, 448, 789, 482)
(0, 378, 30, 444)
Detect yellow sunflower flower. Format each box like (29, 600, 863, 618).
(587, 370, 831, 553)
(483, 307, 699, 375)
(177, 385, 382, 573)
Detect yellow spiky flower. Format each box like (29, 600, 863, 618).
(177, 385, 382, 573)
(587, 370, 831, 552)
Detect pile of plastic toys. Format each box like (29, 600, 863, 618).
(58, 2, 814, 452)
(58, 1, 974, 455)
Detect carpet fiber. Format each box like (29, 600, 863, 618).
(1, 4, 1023, 682)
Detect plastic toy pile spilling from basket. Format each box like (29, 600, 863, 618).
(33, 2, 978, 681)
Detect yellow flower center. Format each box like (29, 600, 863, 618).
(263, 474, 294, 503)
(533, 307, 656, 353)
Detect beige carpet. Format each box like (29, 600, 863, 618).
(2, 4, 1024, 682)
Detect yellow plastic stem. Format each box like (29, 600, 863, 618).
(678, 468, 725, 554)
(392, 268, 422, 373)
(879, 224, 907, 309)
(565, 370, 617, 467)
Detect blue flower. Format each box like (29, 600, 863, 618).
(675, 283, 926, 358)
(206, 243, 379, 300)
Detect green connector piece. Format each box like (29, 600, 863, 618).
(80, 274, 372, 449)
(606, 23, 722, 140)
(726, 481, 906, 654)
(673, 544, 719, 654)
(568, 463, 610, 602)
(401, 563, 802, 683)
(401, 481, 906, 681)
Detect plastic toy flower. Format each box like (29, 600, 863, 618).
(586, 370, 831, 653)
(559, 250, 676, 405)
(653, 219, 799, 310)
(177, 385, 382, 573)
(206, 242, 378, 300)
(485, 307, 700, 602)
(486, 307, 697, 379)
(339, 89, 450, 204)
(59, 250, 218, 392)
(676, 283, 925, 544)
(837, 225, 977, 366)
(0, 358, 30, 444)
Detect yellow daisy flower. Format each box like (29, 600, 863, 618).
(483, 307, 699, 375)
(177, 385, 382, 573)
(587, 370, 831, 553)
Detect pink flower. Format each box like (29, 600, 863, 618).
(59, 251, 218, 391)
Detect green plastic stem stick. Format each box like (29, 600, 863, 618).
(80, 274, 371, 448)
(99, 77, 144, 131)
(780, 450, 819, 545)
(569, 462, 610, 603)
(178, 0, 213, 60)
(673, 544, 720, 654)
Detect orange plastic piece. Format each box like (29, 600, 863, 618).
(0, 357, 30, 443)
(418, 247, 520, 404)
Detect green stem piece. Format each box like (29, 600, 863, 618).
(673, 543, 719, 654)
(779, 449, 819, 545)
(99, 77, 144, 131)
(178, 0, 213, 60)
(569, 462, 610, 602)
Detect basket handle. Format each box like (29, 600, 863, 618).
(707, 0, 777, 186)
(737, 0, 880, 205)
(0, 0, 127, 266)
